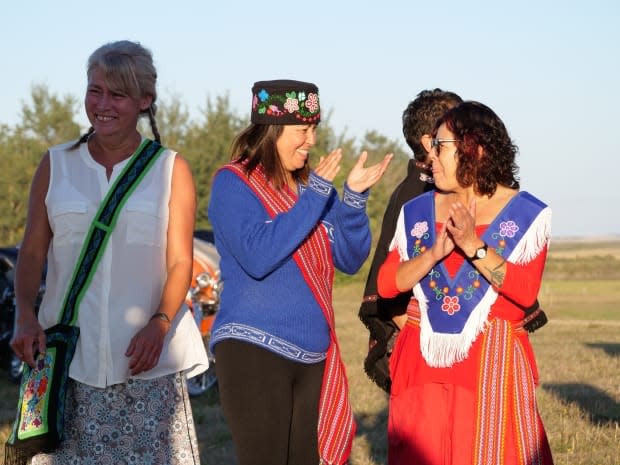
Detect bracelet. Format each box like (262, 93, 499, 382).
(150, 312, 171, 324)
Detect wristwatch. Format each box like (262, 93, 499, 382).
(470, 242, 488, 261)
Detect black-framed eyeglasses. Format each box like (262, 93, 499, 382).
(431, 138, 460, 149)
(431, 138, 460, 155)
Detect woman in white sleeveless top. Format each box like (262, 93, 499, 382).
(11, 40, 208, 465)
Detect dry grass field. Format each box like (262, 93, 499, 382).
(548, 238, 620, 259)
(1, 240, 619, 464)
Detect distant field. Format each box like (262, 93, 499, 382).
(541, 239, 620, 320)
(550, 238, 620, 259)
(539, 280, 620, 320)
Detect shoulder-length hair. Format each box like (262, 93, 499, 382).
(231, 123, 310, 190)
(434, 101, 520, 196)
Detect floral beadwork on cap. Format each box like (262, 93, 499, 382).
(253, 88, 320, 123)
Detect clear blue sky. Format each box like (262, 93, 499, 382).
(2, 1, 619, 238)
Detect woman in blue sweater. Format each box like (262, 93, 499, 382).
(208, 80, 392, 465)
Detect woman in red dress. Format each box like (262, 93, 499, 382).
(378, 101, 554, 465)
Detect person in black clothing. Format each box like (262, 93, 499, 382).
(359, 89, 462, 393)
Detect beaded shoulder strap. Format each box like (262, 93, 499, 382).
(58, 139, 165, 326)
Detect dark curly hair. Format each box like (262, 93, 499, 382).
(434, 101, 520, 196)
(402, 89, 462, 161)
(230, 123, 310, 190)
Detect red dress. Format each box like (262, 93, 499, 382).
(379, 225, 554, 465)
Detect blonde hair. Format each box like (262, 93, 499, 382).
(73, 40, 160, 147)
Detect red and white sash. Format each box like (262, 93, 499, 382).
(223, 163, 355, 465)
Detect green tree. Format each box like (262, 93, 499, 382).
(140, 93, 191, 150)
(17, 84, 80, 147)
(357, 129, 409, 233)
(315, 109, 359, 196)
(332, 130, 408, 283)
(182, 94, 246, 229)
(0, 85, 80, 244)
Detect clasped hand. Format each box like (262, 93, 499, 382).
(313, 149, 393, 192)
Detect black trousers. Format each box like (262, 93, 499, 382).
(215, 339, 325, 465)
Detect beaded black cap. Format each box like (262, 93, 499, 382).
(251, 79, 320, 125)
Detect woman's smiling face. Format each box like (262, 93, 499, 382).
(85, 67, 151, 138)
(276, 124, 317, 174)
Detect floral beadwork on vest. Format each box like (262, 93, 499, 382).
(409, 218, 522, 313)
(393, 190, 551, 367)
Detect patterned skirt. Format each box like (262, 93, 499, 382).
(31, 372, 200, 465)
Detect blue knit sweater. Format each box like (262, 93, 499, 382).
(208, 169, 371, 363)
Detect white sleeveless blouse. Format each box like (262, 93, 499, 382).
(38, 139, 208, 388)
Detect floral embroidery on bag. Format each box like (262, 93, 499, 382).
(20, 351, 54, 433)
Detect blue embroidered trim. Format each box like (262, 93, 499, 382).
(308, 173, 333, 197)
(211, 323, 327, 363)
(343, 184, 368, 209)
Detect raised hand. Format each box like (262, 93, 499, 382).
(313, 148, 342, 182)
(346, 151, 393, 193)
